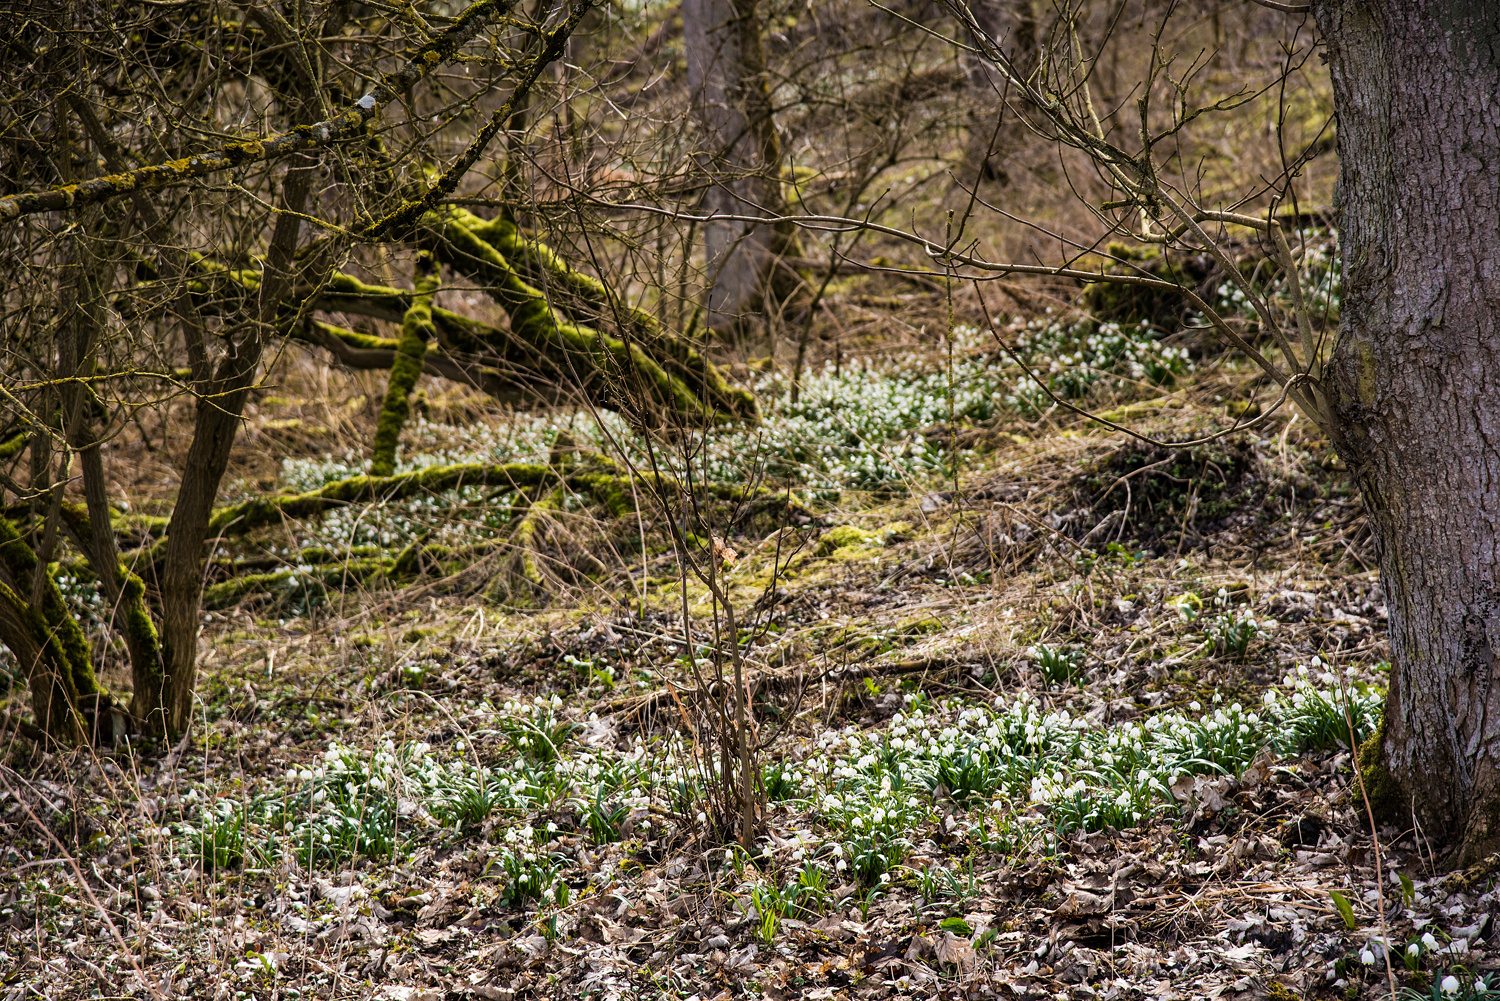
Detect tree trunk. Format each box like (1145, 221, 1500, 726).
(154, 160, 315, 737)
(957, 0, 1037, 187)
(683, 0, 800, 334)
(0, 520, 91, 744)
(369, 252, 439, 477)
(1318, 0, 1500, 864)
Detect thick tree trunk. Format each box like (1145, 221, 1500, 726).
(1318, 0, 1500, 864)
(682, 0, 800, 333)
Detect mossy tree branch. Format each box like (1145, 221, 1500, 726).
(0, 516, 99, 743)
(182, 457, 809, 605)
(151, 212, 759, 424)
(300, 320, 558, 407)
(454, 209, 758, 421)
(370, 252, 440, 476)
(0, 0, 522, 221)
(208, 462, 556, 537)
(418, 208, 750, 425)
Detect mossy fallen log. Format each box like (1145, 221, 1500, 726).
(208, 462, 556, 536)
(188, 458, 813, 607)
(183, 219, 757, 424)
(301, 254, 754, 423)
(206, 458, 810, 539)
(417, 208, 756, 425)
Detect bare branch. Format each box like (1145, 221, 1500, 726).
(1247, 0, 1312, 13)
(0, 0, 519, 222)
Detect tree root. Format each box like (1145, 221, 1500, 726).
(482, 486, 562, 606)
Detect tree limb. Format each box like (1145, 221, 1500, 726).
(0, 0, 520, 221)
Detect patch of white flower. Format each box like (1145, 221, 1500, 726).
(1003, 313, 1191, 415)
(1208, 228, 1342, 324)
(783, 668, 1380, 859)
(245, 317, 1194, 560)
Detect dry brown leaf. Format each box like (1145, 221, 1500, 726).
(934, 930, 977, 973)
(1054, 886, 1112, 918)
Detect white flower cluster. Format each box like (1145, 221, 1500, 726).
(496, 694, 577, 765)
(817, 781, 924, 881)
(491, 841, 566, 908)
(178, 691, 727, 874)
(54, 572, 107, 620)
(1211, 228, 1342, 323)
(1005, 313, 1191, 414)
(249, 313, 1194, 564)
(266, 740, 413, 864)
(784, 674, 1382, 853)
(1260, 658, 1383, 752)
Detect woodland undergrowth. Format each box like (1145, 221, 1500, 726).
(2, 235, 1496, 1001)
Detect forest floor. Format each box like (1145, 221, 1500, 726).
(4, 342, 1500, 1001)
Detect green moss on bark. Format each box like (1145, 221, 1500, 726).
(1357, 714, 1404, 823)
(312, 321, 400, 352)
(55, 500, 163, 702)
(116, 567, 163, 699)
(208, 461, 554, 536)
(0, 516, 99, 700)
(371, 253, 440, 477)
(456, 209, 758, 422)
(0, 579, 87, 741)
(421, 208, 746, 424)
(0, 518, 100, 741)
(297, 246, 754, 423)
(0, 431, 28, 462)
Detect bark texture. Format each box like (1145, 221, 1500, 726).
(683, 0, 800, 332)
(156, 161, 315, 736)
(958, 0, 1037, 186)
(1318, 0, 1500, 863)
